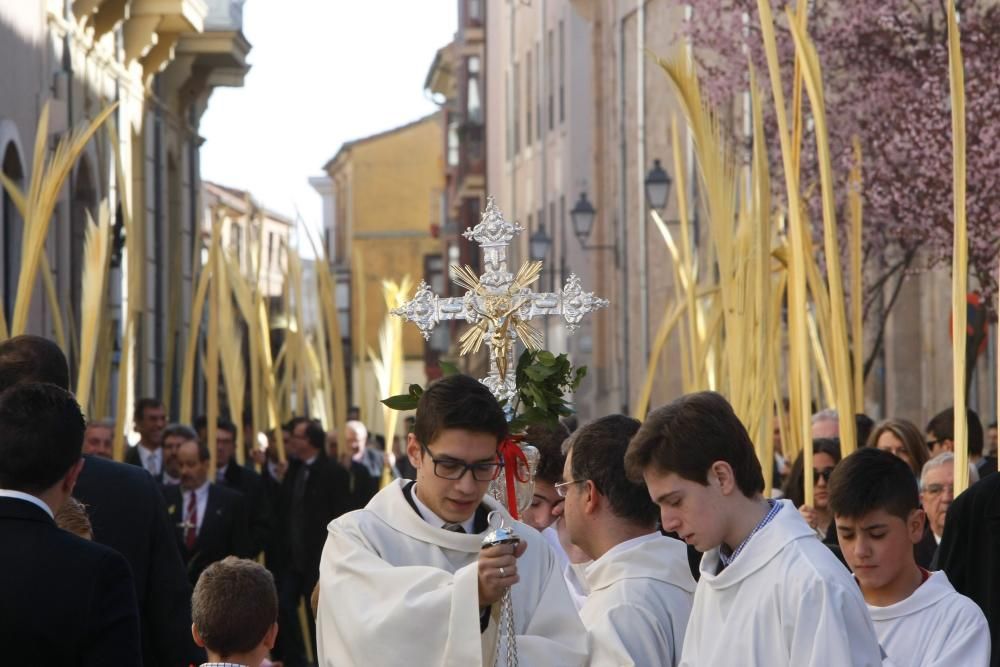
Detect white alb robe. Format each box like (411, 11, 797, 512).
(580, 533, 695, 667)
(680, 499, 882, 666)
(316, 480, 588, 666)
(870, 569, 990, 666)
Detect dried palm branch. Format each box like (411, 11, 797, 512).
(945, 0, 970, 494)
(76, 204, 112, 413)
(0, 103, 116, 337)
(787, 11, 857, 454)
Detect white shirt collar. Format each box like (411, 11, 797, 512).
(0, 489, 55, 519)
(185, 480, 210, 501)
(162, 472, 181, 486)
(138, 442, 160, 457)
(411, 484, 476, 534)
(304, 452, 319, 466)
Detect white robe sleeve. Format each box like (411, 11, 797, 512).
(786, 578, 882, 667)
(585, 604, 675, 667)
(511, 544, 589, 666)
(316, 520, 482, 667)
(922, 603, 991, 667)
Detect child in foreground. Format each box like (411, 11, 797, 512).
(828, 448, 989, 666)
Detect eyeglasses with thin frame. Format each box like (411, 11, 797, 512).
(923, 482, 954, 496)
(554, 479, 586, 498)
(419, 443, 501, 481)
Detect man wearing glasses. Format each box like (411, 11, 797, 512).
(314, 374, 587, 666)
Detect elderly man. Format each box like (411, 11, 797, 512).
(920, 452, 980, 541)
(345, 420, 383, 507)
(83, 420, 114, 459)
(811, 409, 839, 439)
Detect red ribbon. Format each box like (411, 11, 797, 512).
(498, 435, 528, 520)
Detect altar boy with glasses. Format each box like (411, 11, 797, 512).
(315, 374, 586, 666)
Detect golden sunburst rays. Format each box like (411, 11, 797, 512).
(450, 264, 484, 294)
(459, 319, 489, 356)
(510, 260, 543, 292)
(451, 259, 548, 378)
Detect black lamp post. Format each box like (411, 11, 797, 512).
(570, 192, 596, 242)
(644, 158, 672, 210)
(570, 191, 617, 266)
(529, 222, 552, 262)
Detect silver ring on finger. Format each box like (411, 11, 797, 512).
(499, 566, 506, 578)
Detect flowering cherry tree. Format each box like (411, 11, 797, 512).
(681, 0, 1000, 376)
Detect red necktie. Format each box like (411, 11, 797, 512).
(185, 492, 198, 550)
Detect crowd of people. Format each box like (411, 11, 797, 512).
(0, 331, 997, 666)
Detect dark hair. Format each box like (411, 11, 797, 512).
(178, 438, 211, 463)
(780, 438, 842, 508)
(524, 422, 570, 485)
(216, 418, 237, 437)
(625, 391, 764, 497)
(163, 423, 198, 442)
(865, 418, 929, 476)
(413, 375, 507, 447)
(302, 419, 325, 453)
(560, 415, 579, 434)
(0, 335, 70, 392)
(133, 398, 164, 422)
(854, 414, 875, 451)
(0, 383, 85, 493)
(565, 415, 657, 526)
(286, 416, 311, 433)
(828, 447, 919, 521)
(192, 556, 277, 656)
(926, 407, 984, 456)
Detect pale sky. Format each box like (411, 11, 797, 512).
(200, 0, 458, 252)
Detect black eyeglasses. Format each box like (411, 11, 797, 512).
(419, 443, 501, 481)
(813, 467, 834, 484)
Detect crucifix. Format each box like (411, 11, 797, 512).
(391, 196, 609, 403)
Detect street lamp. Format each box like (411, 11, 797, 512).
(570, 192, 596, 242)
(529, 222, 552, 262)
(644, 158, 672, 210)
(570, 191, 617, 267)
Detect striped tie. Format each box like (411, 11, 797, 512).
(442, 523, 466, 534)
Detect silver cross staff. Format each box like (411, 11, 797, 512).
(391, 196, 608, 402)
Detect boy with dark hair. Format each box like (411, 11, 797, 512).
(192, 556, 279, 667)
(625, 391, 880, 666)
(522, 421, 570, 531)
(829, 448, 989, 665)
(562, 414, 694, 666)
(316, 374, 587, 665)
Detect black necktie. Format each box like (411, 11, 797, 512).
(442, 523, 467, 534)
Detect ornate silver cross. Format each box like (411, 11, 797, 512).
(391, 196, 608, 402)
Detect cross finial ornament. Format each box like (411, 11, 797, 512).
(391, 196, 609, 402)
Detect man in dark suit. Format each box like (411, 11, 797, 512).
(199, 417, 274, 558)
(937, 472, 1000, 666)
(0, 382, 141, 665)
(124, 397, 167, 478)
(163, 438, 251, 585)
(0, 335, 202, 666)
(274, 417, 352, 667)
